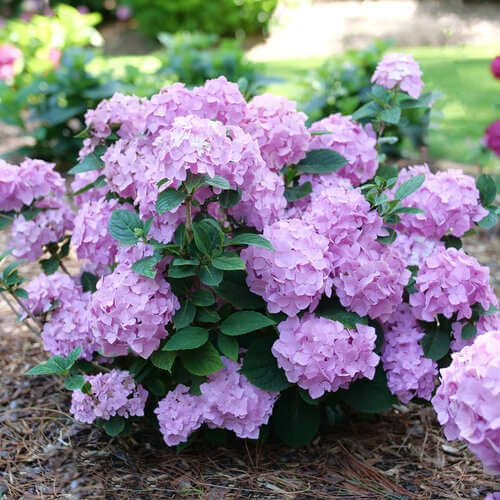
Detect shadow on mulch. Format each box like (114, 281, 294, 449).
(1, 322, 498, 499)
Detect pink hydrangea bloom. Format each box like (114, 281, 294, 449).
(432, 330, 500, 474)
(382, 305, 437, 403)
(9, 199, 74, 261)
(332, 241, 410, 321)
(491, 56, 500, 79)
(410, 248, 496, 322)
(308, 114, 378, 186)
(155, 384, 206, 446)
(193, 76, 248, 125)
(485, 493, 500, 500)
(22, 272, 78, 317)
(201, 358, 278, 439)
(485, 120, 500, 157)
(242, 94, 309, 172)
(273, 314, 379, 399)
(451, 312, 500, 352)
(70, 170, 109, 206)
(89, 264, 180, 358)
(242, 218, 332, 316)
(72, 199, 120, 275)
(41, 290, 97, 360)
(71, 370, 148, 424)
(0, 158, 65, 212)
(116, 5, 132, 21)
(302, 184, 383, 259)
(393, 166, 488, 238)
(0, 43, 21, 80)
(391, 232, 445, 267)
(371, 52, 424, 99)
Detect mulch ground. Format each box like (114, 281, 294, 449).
(1, 228, 499, 499)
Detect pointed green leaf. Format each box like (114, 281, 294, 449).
(224, 233, 273, 250)
(108, 209, 143, 245)
(394, 174, 425, 201)
(164, 327, 209, 351)
(181, 341, 223, 376)
(156, 188, 186, 215)
(217, 333, 239, 361)
(297, 149, 347, 174)
(284, 182, 312, 202)
(212, 255, 246, 271)
(220, 311, 275, 336)
(151, 350, 177, 372)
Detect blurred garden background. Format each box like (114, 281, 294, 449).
(1, 0, 499, 497)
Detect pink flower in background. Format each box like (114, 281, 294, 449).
(48, 47, 62, 68)
(485, 120, 500, 156)
(0, 43, 22, 81)
(432, 330, 500, 474)
(490, 56, 500, 79)
(116, 5, 132, 21)
(371, 52, 424, 99)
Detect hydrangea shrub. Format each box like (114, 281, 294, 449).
(1, 55, 499, 472)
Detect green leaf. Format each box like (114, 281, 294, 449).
(224, 233, 274, 250)
(156, 188, 186, 215)
(477, 209, 498, 230)
(174, 301, 197, 329)
(420, 324, 451, 361)
(217, 333, 239, 361)
(191, 290, 215, 307)
(108, 209, 143, 245)
(0, 212, 15, 231)
(476, 174, 497, 206)
(164, 327, 209, 351)
(214, 276, 265, 309)
(40, 257, 59, 275)
(151, 351, 177, 372)
(340, 365, 395, 413)
(171, 258, 200, 266)
(284, 182, 312, 202)
(68, 146, 105, 174)
(65, 347, 83, 369)
(71, 175, 106, 197)
(212, 255, 246, 271)
(379, 106, 401, 125)
(461, 323, 477, 340)
(220, 311, 275, 336)
(377, 227, 397, 244)
(13, 288, 28, 299)
(193, 219, 224, 256)
(273, 390, 320, 447)
(219, 189, 242, 208)
(81, 272, 98, 293)
(203, 175, 231, 190)
(316, 297, 368, 329)
(393, 207, 425, 215)
(169, 266, 197, 278)
(132, 254, 161, 279)
(198, 265, 223, 287)
(352, 101, 383, 120)
(441, 235, 462, 250)
(64, 374, 86, 391)
(240, 336, 290, 392)
(181, 341, 223, 376)
(197, 308, 220, 323)
(394, 174, 425, 201)
(103, 416, 126, 437)
(297, 149, 347, 174)
(26, 350, 76, 375)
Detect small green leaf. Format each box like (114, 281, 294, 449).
(316, 297, 368, 329)
(352, 101, 383, 120)
(420, 324, 451, 361)
(191, 290, 215, 307)
(377, 227, 397, 244)
(156, 188, 186, 215)
(212, 255, 246, 271)
(394, 174, 425, 201)
(476, 174, 497, 206)
(219, 189, 242, 208)
(171, 258, 200, 267)
(379, 106, 401, 125)
(164, 327, 209, 351)
(174, 301, 197, 329)
(297, 149, 347, 174)
(169, 266, 197, 278)
(220, 311, 275, 336)
(477, 209, 498, 230)
(217, 333, 239, 361)
(72, 175, 106, 197)
(224, 233, 273, 250)
(13, 288, 28, 299)
(68, 149, 105, 175)
(393, 207, 425, 215)
(240, 337, 290, 392)
(197, 308, 220, 323)
(151, 351, 177, 372)
(103, 416, 126, 437)
(64, 374, 86, 391)
(193, 219, 224, 256)
(214, 277, 265, 309)
(132, 254, 161, 279)
(284, 182, 312, 202)
(461, 323, 477, 340)
(181, 341, 223, 376)
(108, 209, 143, 245)
(65, 347, 83, 369)
(40, 257, 59, 275)
(203, 175, 231, 190)
(198, 265, 223, 287)
(81, 272, 98, 293)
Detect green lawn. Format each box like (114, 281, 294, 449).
(260, 44, 499, 167)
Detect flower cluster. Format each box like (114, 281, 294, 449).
(0, 43, 21, 80)
(371, 52, 424, 99)
(491, 56, 500, 79)
(432, 330, 500, 474)
(485, 120, 500, 157)
(308, 114, 378, 186)
(410, 247, 496, 322)
(273, 314, 379, 399)
(71, 370, 148, 424)
(155, 358, 277, 446)
(242, 218, 332, 316)
(382, 305, 437, 403)
(451, 312, 500, 352)
(393, 165, 488, 239)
